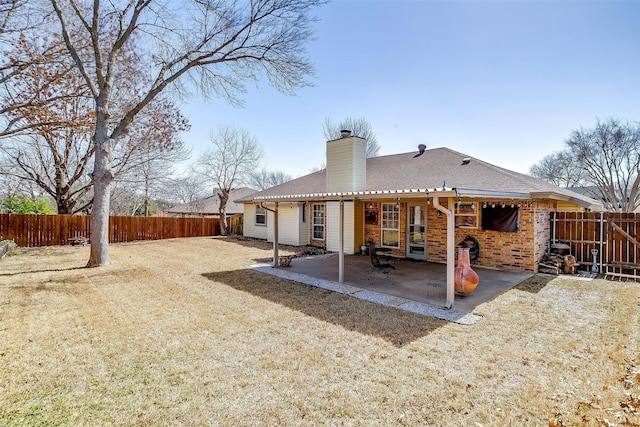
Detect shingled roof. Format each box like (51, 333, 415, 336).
(169, 187, 257, 215)
(235, 147, 601, 209)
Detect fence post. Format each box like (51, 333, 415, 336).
(599, 211, 604, 273)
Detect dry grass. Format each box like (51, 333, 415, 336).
(1, 237, 638, 426)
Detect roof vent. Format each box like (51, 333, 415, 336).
(340, 129, 352, 138)
(461, 157, 471, 165)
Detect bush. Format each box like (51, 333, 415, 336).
(1, 195, 56, 214)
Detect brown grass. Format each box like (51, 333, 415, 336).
(1, 237, 638, 426)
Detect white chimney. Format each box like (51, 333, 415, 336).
(326, 131, 366, 193)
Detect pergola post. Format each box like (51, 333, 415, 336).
(432, 196, 455, 309)
(272, 202, 279, 267)
(339, 199, 344, 282)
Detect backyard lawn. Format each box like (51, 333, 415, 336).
(0, 237, 638, 426)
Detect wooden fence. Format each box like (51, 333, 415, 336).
(552, 212, 640, 280)
(0, 214, 220, 247)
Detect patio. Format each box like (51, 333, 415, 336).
(253, 253, 532, 323)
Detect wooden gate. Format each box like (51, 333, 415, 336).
(551, 212, 640, 280)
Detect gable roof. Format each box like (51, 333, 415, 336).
(236, 148, 602, 210)
(169, 187, 257, 215)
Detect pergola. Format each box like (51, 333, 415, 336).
(254, 186, 472, 309)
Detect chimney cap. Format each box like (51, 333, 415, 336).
(340, 129, 352, 138)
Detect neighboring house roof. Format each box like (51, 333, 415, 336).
(169, 187, 257, 215)
(236, 147, 602, 210)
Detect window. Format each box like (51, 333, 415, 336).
(312, 204, 325, 240)
(482, 205, 519, 232)
(381, 203, 400, 248)
(455, 203, 478, 229)
(255, 206, 266, 225)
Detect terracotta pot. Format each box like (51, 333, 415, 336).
(455, 247, 480, 296)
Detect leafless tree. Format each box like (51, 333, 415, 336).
(249, 168, 292, 190)
(567, 119, 640, 212)
(36, 0, 322, 266)
(529, 150, 585, 188)
(196, 126, 263, 235)
(113, 136, 191, 216)
(530, 118, 640, 212)
(163, 174, 209, 206)
(323, 116, 380, 158)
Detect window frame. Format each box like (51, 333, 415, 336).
(381, 203, 400, 248)
(455, 202, 478, 229)
(312, 203, 325, 240)
(255, 205, 266, 226)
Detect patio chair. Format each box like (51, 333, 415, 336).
(367, 240, 395, 282)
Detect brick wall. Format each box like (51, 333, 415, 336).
(426, 199, 543, 273)
(356, 199, 551, 273)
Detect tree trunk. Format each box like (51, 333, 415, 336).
(218, 189, 229, 236)
(87, 143, 113, 267)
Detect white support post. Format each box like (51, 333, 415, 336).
(432, 196, 455, 309)
(273, 202, 279, 267)
(339, 199, 345, 282)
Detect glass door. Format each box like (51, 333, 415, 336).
(407, 204, 426, 260)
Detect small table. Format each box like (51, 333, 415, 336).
(375, 247, 392, 260)
(375, 247, 392, 255)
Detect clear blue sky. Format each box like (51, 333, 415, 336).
(180, 0, 640, 179)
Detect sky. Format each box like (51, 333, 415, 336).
(179, 0, 640, 179)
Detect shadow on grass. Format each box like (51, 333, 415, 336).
(218, 235, 329, 264)
(202, 269, 447, 347)
(514, 274, 555, 293)
(0, 265, 87, 277)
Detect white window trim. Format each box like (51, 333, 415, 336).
(381, 203, 400, 248)
(312, 203, 325, 240)
(255, 205, 266, 226)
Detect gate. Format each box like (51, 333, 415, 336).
(551, 212, 640, 280)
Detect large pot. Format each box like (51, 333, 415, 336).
(455, 247, 480, 296)
(550, 243, 571, 255)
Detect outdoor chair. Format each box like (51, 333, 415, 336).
(367, 240, 396, 282)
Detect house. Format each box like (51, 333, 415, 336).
(167, 187, 257, 233)
(167, 187, 257, 218)
(567, 186, 640, 213)
(236, 132, 601, 306)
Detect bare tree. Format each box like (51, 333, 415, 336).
(113, 135, 191, 216)
(38, 0, 322, 266)
(530, 118, 640, 212)
(323, 116, 380, 158)
(249, 168, 292, 190)
(566, 119, 640, 212)
(529, 150, 585, 188)
(196, 126, 263, 235)
(163, 174, 209, 206)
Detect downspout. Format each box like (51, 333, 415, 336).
(260, 202, 279, 267)
(339, 199, 344, 282)
(432, 196, 455, 309)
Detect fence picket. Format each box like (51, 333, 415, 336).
(0, 214, 220, 247)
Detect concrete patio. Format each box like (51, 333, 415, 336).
(253, 253, 532, 323)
